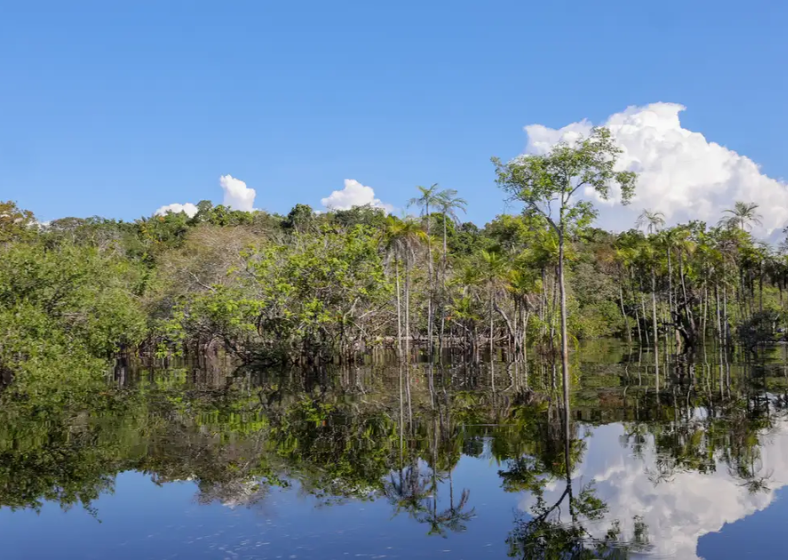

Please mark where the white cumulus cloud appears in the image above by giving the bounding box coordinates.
[523,102,788,235]
[321,179,392,212]
[219,174,256,212]
[154,202,199,218]
[153,175,256,218]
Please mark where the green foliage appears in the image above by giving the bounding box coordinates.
[493,127,636,236]
[4,179,788,391]
[0,242,147,396]
[0,200,36,243]
[170,225,391,359]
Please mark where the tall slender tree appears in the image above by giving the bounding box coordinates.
[636,209,664,355]
[379,216,427,360]
[494,127,636,410]
[409,184,443,356]
[436,190,467,351]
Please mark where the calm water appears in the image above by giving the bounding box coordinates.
[3,342,788,559]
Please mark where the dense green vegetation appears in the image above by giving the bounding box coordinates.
[3,129,788,392]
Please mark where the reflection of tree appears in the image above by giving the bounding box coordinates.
[0,392,149,513]
[430,485,474,535]
[384,461,475,537]
[504,377,653,559]
[384,462,430,520]
[1,348,787,553]
[506,482,640,559]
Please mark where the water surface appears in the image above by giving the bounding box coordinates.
[3,342,788,559]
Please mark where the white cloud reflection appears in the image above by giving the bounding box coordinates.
[518,419,788,559]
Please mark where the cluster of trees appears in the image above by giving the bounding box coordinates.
[3,128,788,391]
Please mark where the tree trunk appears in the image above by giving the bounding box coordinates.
[405,255,411,361]
[701,283,708,341]
[439,215,448,354]
[395,256,403,358]
[619,277,632,344]
[723,286,730,346]
[631,272,643,345]
[715,283,722,344]
[523,310,530,366]
[550,268,559,346]
[494,300,515,345]
[510,296,522,361]
[489,285,495,360]
[426,204,434,357]
[558,232,570,419]
[540,267,547,337]
[651,266,660,388]
[759,264,764,313]
[667,247,674,340]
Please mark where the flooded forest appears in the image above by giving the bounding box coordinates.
[4,133,788,559]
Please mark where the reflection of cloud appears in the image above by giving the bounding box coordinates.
[519,421,788,559]
[201,478,268,509]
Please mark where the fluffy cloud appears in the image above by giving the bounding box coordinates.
[321,179,392,212]
[219,174,256,212]
[154,202,198,218]
[519,419,788,559]
[153,175,256,217]
[524,103,788,235]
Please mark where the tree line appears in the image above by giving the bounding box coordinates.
[2,128,788,391]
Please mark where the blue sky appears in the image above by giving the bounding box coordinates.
[2,0,787,228]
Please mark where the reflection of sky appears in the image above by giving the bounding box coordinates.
[4,425,788,559]
[0,456,521,560]
[519,421,788,560]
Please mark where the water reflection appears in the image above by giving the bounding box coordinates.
[2,344,788,559]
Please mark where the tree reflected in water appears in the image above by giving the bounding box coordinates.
[2,345,788,557]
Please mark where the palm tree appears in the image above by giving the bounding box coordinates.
[379,216,427,359]
[435,189,467,351]
[635,212,663,367]
[379,216,405,356]
[636,209,665,235]
[409,184,444,356]
[505,266,539,360]
[721,201,762,232]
